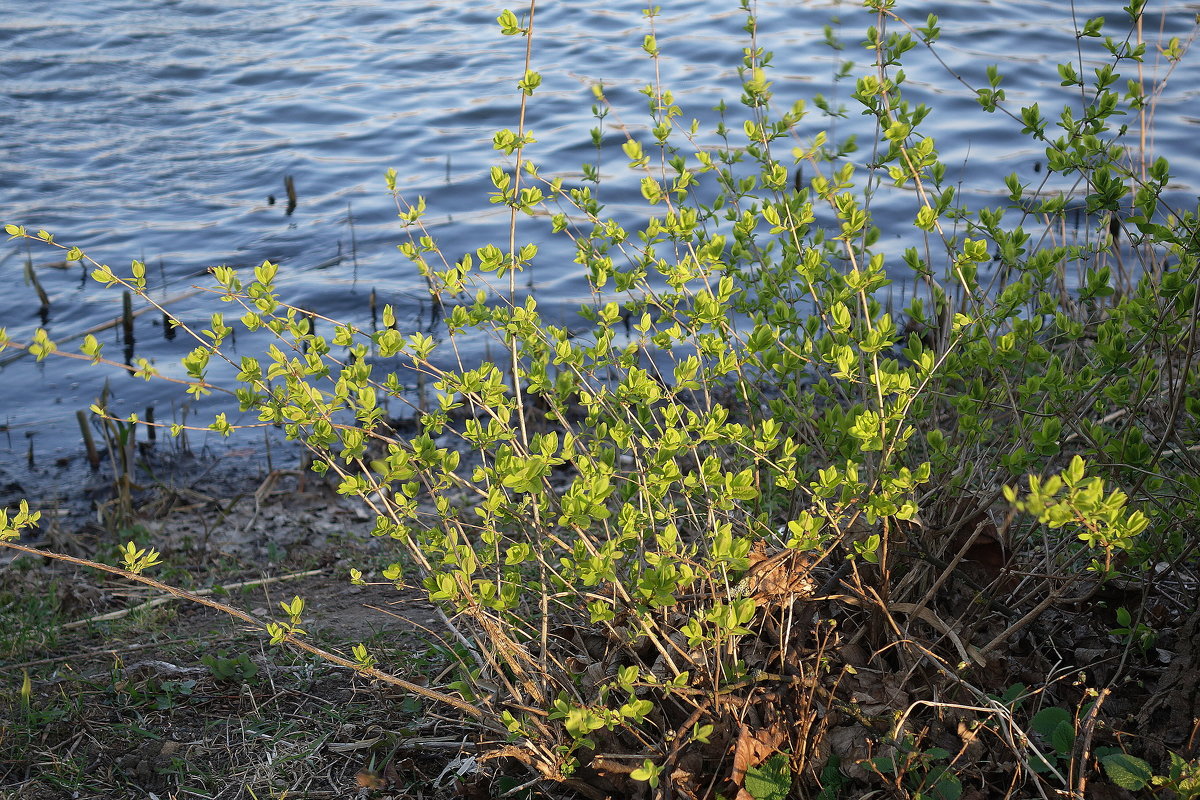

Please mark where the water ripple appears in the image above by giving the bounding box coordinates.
[0,0,1197,463]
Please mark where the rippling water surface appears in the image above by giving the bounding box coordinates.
[1,1,1198,486]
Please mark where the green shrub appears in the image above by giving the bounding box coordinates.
[4,1,1198,797]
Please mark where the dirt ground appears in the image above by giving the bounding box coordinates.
[2,445,1199,800]
[0,446,481,800]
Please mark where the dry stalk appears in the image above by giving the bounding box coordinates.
[61,568,323,629]
[1071,687,1110,800]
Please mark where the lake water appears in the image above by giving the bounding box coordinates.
[2,0,1198,494]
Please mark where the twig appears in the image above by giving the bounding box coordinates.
[1072,688,1110,800]
[661,706,706,800]
[6,635,231,671]
[62,568,324,629]
[822,592,985,666]
[976,575,1097,658]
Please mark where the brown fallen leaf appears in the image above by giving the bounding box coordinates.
[742,548,817,606]
[355,769,388,790]
[731,721,787,800]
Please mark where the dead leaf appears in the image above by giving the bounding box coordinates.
[742,548,817,606]
[355,769,389,789]
[731,722,787,800]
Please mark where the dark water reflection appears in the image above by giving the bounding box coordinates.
[0,0,1197,482]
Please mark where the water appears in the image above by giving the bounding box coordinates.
[1,0,1198,492]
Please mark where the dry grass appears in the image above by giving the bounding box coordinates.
[0,458,480,800]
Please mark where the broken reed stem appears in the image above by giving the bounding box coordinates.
[25,260,50,312]
[348,201,359,274]
[76,410,100,470]
[0,286,202,368]
[121,290,134,344]
[285,175,297,215]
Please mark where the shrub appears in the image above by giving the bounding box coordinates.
[4,1,1198,797]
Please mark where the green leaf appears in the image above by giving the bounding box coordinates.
[631,759,661,788]
[744,753,791,800]
[1051,721,1074,755]
[1031,706,1071,738]
[496,8,523,35]
[1098,750,1152,790]
[923,766,963,800]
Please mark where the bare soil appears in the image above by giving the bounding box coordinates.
[2,446,1198,800]
[0,447,477,800]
